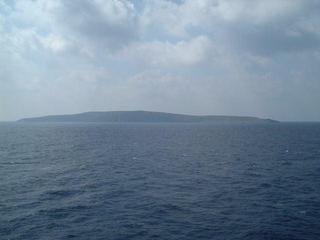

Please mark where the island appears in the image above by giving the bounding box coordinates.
[18,111,278,124]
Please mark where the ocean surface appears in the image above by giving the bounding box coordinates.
[1,122,320,240]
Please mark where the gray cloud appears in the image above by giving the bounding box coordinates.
[1,0,320,121]
[53,0,139,51]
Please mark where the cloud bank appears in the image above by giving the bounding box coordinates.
[1,0,320,121]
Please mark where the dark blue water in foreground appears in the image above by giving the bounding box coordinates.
[1,122,320,240]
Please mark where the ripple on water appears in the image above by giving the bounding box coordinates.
[1,122,320,240]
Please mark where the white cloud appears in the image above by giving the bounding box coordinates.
[119,35,214,67]
[38,34,69,53]
[1,0,320,121]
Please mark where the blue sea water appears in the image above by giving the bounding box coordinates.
[1,122,320,240]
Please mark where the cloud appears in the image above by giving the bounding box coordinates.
[1,0,320,121]
[141,0,320,55]
[119,35,214,67]
[52,0,139,52]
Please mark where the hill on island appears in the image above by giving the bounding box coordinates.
[18,111,278,123]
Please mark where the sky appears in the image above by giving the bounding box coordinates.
[1,0,320,121]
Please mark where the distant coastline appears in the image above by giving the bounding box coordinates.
[18,111,279,124]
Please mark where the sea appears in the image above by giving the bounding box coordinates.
[1,122,320,240]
